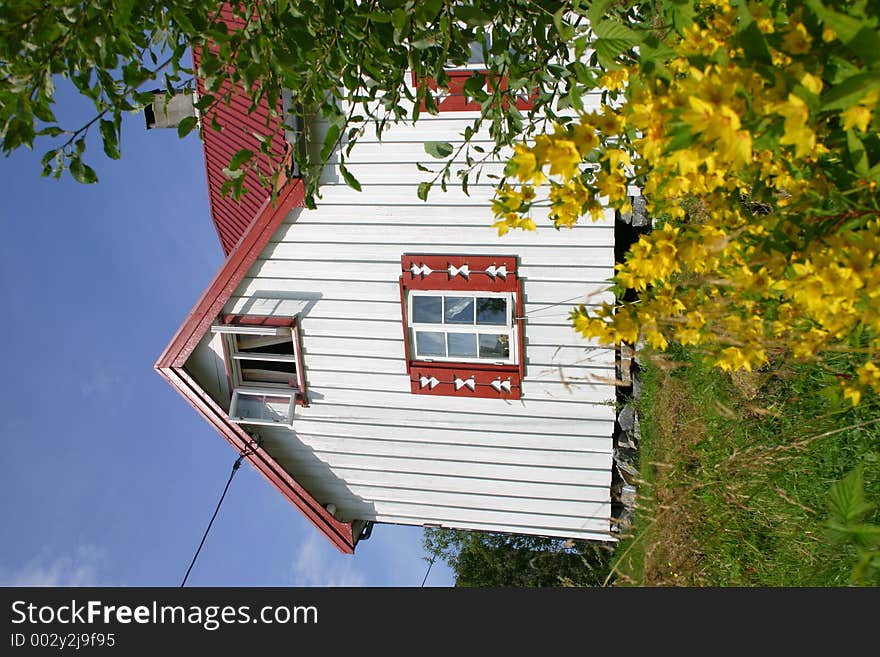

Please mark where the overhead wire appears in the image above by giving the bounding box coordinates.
[180,437,260,587]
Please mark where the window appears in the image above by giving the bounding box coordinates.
[400,255,524,399]
[411,38,535,113]
[212,316,307,428]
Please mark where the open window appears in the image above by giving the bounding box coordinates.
[400,255,524,399]
[211,316,308,428]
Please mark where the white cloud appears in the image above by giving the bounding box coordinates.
[289,533,367,587]
[0,546,107,587]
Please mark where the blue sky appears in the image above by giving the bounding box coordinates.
[0,81,454,587]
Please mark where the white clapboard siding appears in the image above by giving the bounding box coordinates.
[290,418,614,451]
[303,388,614,419]
[273,443,613,484]
[238,278,614,307]
[299,471,611,502]
[226,297,611,326]
[276,434,612,470]
[324,140,507,164]
[319,161,509,185]
[298,336,613,368]
[303,370,613,404]
[304,355,615,384]
[295,317,602,345]
[198,107,619,541]
[270,222,613,247]
[263,243,615,265]
[249,258,615,284]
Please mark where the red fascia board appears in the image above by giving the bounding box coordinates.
[156,179,303,370]
[156,366,355,554]
[154,177,357,553]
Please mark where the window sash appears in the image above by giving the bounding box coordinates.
[220,327,300,390]
[408,291,516,364]
[229,387,296,429]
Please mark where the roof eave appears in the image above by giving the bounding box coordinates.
[155,178,357,554]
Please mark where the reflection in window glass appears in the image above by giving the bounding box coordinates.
[235,334,294,355]
[479,334,510,359]
[476,298,507,325]
[413,296,442,324]
[239,360,293,384]
[445,297,474,324]
[416,331,446,357]
[235,392,292,424]
[448,333,478,358]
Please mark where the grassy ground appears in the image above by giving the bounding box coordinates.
[610,346,880,586]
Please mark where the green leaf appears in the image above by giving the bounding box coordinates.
[229,148,253,171]
[736,4,772,66]
[828,466,873,525]
[320,123,340,162]
[453,6,491,27]
[821,72,880,111]
[99,120,120,160]
[589,0,616,26]
[592,20,642,68]
[417,181,432,201]
[424,141,453,159]
[847,130,869,176]
[553,6,573,41]
[805,0,880,65]
[69,159,98,184]
[339,162,362,191]
[177,115,198,138]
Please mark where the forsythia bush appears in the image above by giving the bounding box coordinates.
[493,0,880,404]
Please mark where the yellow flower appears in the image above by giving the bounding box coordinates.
[783,22,812,54]
[599,68,629,92]
[546,139,583,179]
[857,362,880,387]
[842,384,861,407]
[841,105,872,133]
[800,73,823,96]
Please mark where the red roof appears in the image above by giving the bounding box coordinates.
[155,9,358,553]
[192,7,290,255]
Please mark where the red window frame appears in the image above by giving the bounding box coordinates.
[219,314,309,408]
[411,70,536,113]
[399,254,525,399]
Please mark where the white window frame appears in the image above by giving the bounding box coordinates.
[407,290,517,365]
[211,323,304,429]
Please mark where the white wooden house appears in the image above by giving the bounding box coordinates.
[156,42,618,554]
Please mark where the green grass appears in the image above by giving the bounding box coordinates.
[610,346,880,586]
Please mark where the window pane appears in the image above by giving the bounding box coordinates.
[467,40,486,65]
[413,296,442,324]
[444,296,474,324]
[416,331,446,357]
[448,333,478,358]
[476,297,507,325]
[239,359,294,385]
[479,334,510,360]
[235,392,292,424]
[235,334,293,355]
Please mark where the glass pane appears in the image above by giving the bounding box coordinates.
[476,297,508,325]
[479,333,510,360]
[467,40,485,65]
[413,296,442,324]
[444,297,474,324]
[448,333,478,358]
[416,331,446,357]
[235,392,292,424]
[235,334,293,355]
[239,359,294,385]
